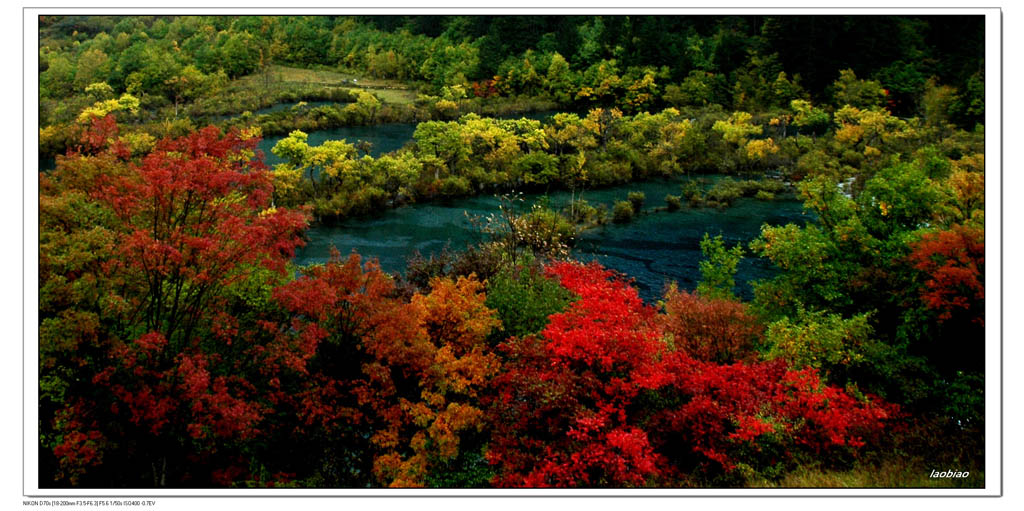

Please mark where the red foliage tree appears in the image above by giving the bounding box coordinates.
[262,251,409,485]
[649,355,896,478]
[907,224,985,325]
[97,124,309,343]
[42,119,310,486]
[487,262,666,487]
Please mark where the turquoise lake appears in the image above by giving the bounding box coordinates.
[295,177,809,302]
[43,108,810,301]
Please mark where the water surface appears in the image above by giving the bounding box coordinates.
[296,178,809,301]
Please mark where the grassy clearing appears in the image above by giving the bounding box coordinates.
[371,88,417,105]
[233,65,418,104]
[748,456,984,489]
[267,65,351,85]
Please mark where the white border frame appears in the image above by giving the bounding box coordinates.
[22,4,1003,499]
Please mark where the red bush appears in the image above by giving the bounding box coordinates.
[659,286,763,363]
[487,261,896,487]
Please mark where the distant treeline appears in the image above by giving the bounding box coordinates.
[40,15,984,126]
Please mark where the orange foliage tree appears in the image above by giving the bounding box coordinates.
[270,253,500,487]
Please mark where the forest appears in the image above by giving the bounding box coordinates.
[37,14,986,489]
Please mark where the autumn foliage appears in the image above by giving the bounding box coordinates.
[487,262,666,487]
[907,224,985,325]
[660,285,763,363]
[41,119,897,489]
[41,117,310,486]
[36,13,990,488]
[269,252,501,487]
[487,262,894,487]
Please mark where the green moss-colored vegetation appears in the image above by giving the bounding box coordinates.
[612,200,635,223]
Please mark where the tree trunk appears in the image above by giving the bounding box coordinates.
[152,456,167,487]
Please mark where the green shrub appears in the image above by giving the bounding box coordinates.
[764,308,894,389]
[791,99,833,134]
[612,200,635,223]
[348,186,389,216]
[665,194,683,211]
[706,178,784,205]
[706,178,743,205]
[696,233,744,300]
[627,191,646,212]
[518,206,578,257]
[593,203,610,225]
[758,179,786,193]
[485,265,577,342]
[569,199,607,226]
[736,179,762,196]
[681,180,704,206]
[681,180,701,199]
[439,176,472,197]
[937,371,985,432]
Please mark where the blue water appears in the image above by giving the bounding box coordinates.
[41,113,807,302]
[295,178,809,302]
